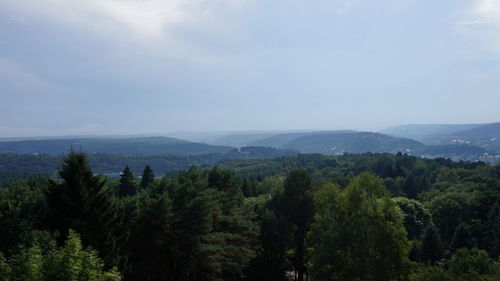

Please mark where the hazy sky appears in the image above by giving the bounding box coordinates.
[1,0,499,137]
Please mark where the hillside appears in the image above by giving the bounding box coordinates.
[248,130,356,148]
[282,132,425,154]
[380,124,484,142]
[415,144,492,162]
[0,136,234,156]
[0,146,298,185]
[206,133,278,147]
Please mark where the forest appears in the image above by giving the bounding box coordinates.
[0,151,499,281]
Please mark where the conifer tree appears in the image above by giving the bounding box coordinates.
[118,166,136,197]
[281,169,314,281]
[46,151,124,266]
[409,240,421,262]
[140,165,155,189]
[486,202,500,258]
[421,224,444,264]
[403,173,419,199]
[125,187,173,281]
[450,223,475,251]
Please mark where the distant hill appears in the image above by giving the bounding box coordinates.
[248,130,357,148]
[415,144,492,162]
[281,132,425,155]
[206,133,278,147]
[380,124,484,142]
[0,146,299,186]
[0,136,234,156]
[381,122,500,153]
[441,123,500,153]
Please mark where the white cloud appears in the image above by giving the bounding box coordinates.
[454,0,500,55]
[1,0,246,41]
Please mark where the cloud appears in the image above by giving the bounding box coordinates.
[453,0,500,55]
[0,0,246,41]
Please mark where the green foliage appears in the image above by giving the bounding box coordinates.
[1,151,500,281]
[46,151,125,266]
[450,223,476,251]
[280,170,314,281]
[1,230,121,281]
[139,165,154,188]
[410,266,451,281]
[409,240,422,262]
[486,202,500,257]
[393,197,433,240]
[0,179,49,255]
[308,173,410,281]
[123,187,174,280]
[118,166,136,197]
[447,248,497,281]
[421,224,444,264]
[424,192,472,243]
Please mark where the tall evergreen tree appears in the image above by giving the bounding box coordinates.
[486,202,500,258]
[140,165,155,189]
[125,187,174,281]
[403,173,419,199]
[46,151,124,266]
[118,166,136,197]
[281,169,314,281]
[421,224,444,264]
[206,167,257,281]
[409,240,421,262]
[450,223,475,251]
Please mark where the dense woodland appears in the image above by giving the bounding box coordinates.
[1,151,499,280]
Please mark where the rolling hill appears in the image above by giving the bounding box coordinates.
[281,132,425,155]
[0,136,234,156]
[380,124,484,143]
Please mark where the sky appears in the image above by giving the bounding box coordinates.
[1,0,500,137]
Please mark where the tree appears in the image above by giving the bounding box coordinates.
[486,202,500,258]
[2,230,121,281]
[205,167,257,281]
[140,165,155,189]
[281,169,314,281]
[308,173,410,281]
[118,166,136,197]
[46,151,124,266]
[409,240,421,262]
[450,223,476,251]
[425,192,472,243]
[403,173,419,199]
[124,187,174,281]
[447,248,497,281]
[393,197,433,240]
[421,224,444,264]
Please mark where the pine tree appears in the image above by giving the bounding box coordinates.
[450,223,475,251]
[409,240,421,262]
[125,188,174,281]
[205,167,257,281]
[421,224,444,264]
[486,202,500,258]
[46,151,124,266]
[403,173,419,199]
[118,166,136,197]
[140,165,155,189]
[281,169,314,281]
